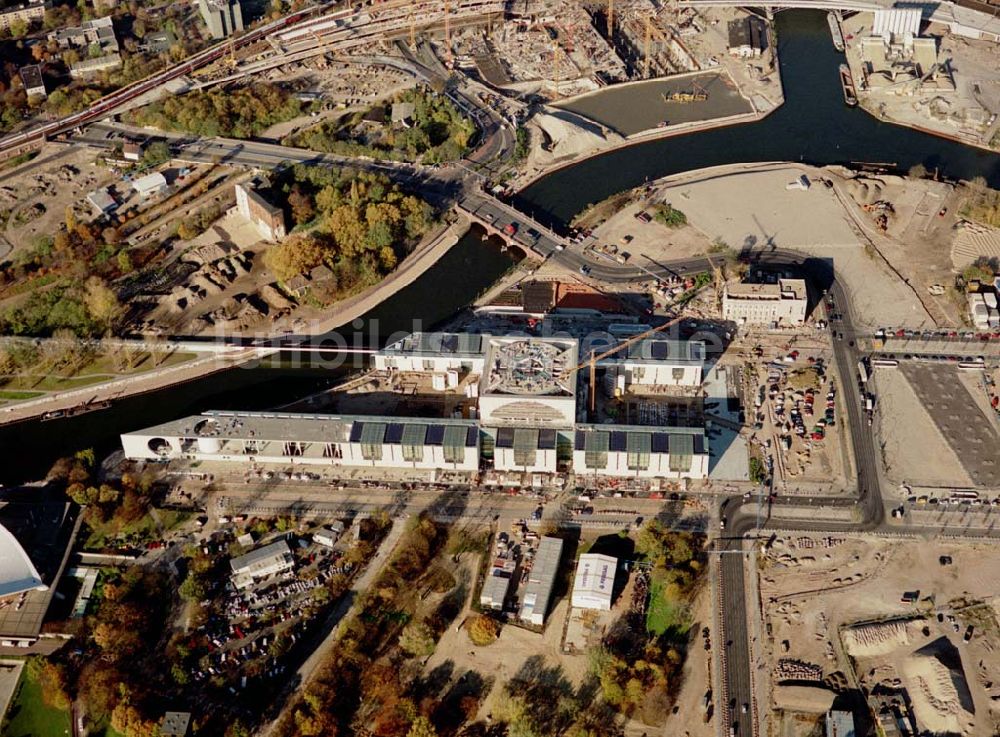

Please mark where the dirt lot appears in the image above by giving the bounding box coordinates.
[760,535,1000,736]
[872,365,974,490]
[0,145,116,256]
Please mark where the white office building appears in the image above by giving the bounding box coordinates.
[571,553,617,611]
[723,279,807,326]
[230,540,293,589]
[490,427,560,473]
[573,424,708,479]
[478,336,578,429]
[121,412,480,473]
[599,338,705,390]
[374,332,486,374]
[519,536,563,626]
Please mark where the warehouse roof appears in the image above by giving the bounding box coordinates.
[230,540,291,574]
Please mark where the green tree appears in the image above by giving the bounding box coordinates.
[399,620,435,657]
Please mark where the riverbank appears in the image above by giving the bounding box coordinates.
[511,59,785,193]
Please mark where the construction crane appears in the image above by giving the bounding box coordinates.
[607,0,614,38]
[552,35,562,95]
[560,314,686,413]
[409,7,417,48]
[444,0,453,68]
[663,79,708,103]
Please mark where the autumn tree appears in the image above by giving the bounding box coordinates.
[467,615,499,646]
[83,276,121,332]
[264,234,325,282]
[400,620,435,657]
[407,716,439,737]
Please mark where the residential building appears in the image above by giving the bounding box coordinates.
[122,140,143,161]
[199,0,244,39]
[723,278,808,326]
[571,553,616,610]
[230,540,294,589]
[18,65,45,98]
[131,171,168,198]
[727,16,767,58]
[573,424,708,479]
[235,179,286,242]
[0,0,47,33]
[519,536,563,626]
[49,16,118,51]
[121,412,481,472]
[70,52,122,78]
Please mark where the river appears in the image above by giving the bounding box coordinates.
[2,10,1000,483]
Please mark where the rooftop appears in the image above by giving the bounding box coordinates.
[230,540,291,573]
[382,332,486,357]
[482,337,577,397]
[606,338,706,365]
[725,278,806,301]
[128,411,479,446]
[573,553,617,600]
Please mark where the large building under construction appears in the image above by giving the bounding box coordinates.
[122,332,711,480]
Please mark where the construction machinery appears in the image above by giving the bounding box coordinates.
[663,79,708,103]
[560,314,687,413]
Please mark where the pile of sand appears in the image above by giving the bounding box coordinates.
[902,639,975,735]
[843,621,910,657]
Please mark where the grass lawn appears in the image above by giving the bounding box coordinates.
[0,390,44,400]
[646,573,691,638]
[2,664,71,737]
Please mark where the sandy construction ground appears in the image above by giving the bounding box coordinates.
[760,535,1000,735]
[872,366,974,489]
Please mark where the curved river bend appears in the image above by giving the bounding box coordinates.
[2,10,999,481]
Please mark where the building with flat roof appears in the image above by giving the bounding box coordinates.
[480,557,516,610]
[573,424,707,479]
[723,278,807,326]
[491,426,560,473]
[131,171,168,198]
[86,188,117,216]
[19,65,45,98]
[49,15,118,52]
[728,16,767,57]
[70,52,122,78]
[199,0,244,39]
[312,522,344,548]
[235,179,286,242]
[571,553,616,611]
[121,411,480,472]
[825,709,856,737]
[160,711,192,737]
[479,336,578,428]
[230,540,293,589]
[519,536,563,626]
[599,338,705,390]
[374,332,486,374]
[0,0,47,32]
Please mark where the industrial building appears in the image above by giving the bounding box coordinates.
[131,172,169,199]
[199,0,244,39]
[825,709,856,737]
[571,553,617,611]
[727,15,767,58]
[235,179,286,242]
[230,540,294,589]
[723,278,808,326]
[312,522,345,548]
[122,411,481,472]
[573,424,708,479]
[599,338,705,391]
[519,536,563,626]
[480,558,516,610]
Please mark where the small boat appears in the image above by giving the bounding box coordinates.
[839,63,858,107]
[41,400,112,421]
[827,12,845,52]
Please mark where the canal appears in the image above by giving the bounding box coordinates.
[2,10,1000,482]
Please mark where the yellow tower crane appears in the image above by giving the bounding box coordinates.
[560,314,686,413]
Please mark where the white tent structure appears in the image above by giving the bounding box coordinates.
[0,523,45,598]
[571,553,617,611]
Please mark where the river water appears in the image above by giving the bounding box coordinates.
[2,10,1000,482]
